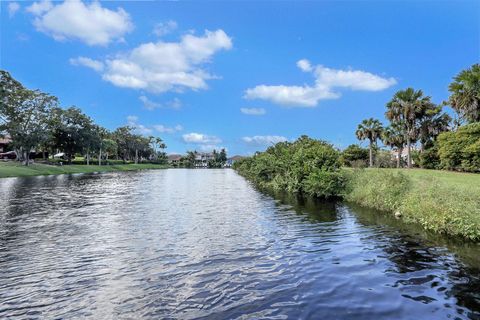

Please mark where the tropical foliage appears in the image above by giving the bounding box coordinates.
[448,64,480,123]
[234,136,345,198]
[355,118,383,167]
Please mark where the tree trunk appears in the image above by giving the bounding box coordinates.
[368,142,373,167]
[397,148,402,168]
[86,151,90,166]
[135,149,138,164]
[406,138,412,168]
[24,150,29,166]
[98,148,102,166]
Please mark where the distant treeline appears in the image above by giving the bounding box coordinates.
[0,70,167,166]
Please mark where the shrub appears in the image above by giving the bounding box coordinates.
[341,144,369,167]
[234,135,344,198]
[438,122,480,172]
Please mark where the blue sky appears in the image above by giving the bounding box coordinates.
[1,1,478,155]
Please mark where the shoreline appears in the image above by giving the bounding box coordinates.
[0,162,169,179]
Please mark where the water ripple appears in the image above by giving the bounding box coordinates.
[0,169,479,319]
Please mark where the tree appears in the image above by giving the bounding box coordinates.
[0,71,58,165]
[448,64,480,123]
[355,118,383,167]
[51,107,96,164]
[417,105,451,151]
[386,88,434,168]
[341,144,369,167]
[382,123,407,168]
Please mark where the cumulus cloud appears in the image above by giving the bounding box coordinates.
[242,135,288,145]
[182,132,221,145]
[240,107,266,115]
[245,60,396,107]
[153,124,183,134]
[27,0,133,46]
[74,29,232,93]
[8,2,20,18]
[126,115,152,135]
[139,96,182,110]
[70,57,104,72]
[127,116,182,135]
[153,20,177,36]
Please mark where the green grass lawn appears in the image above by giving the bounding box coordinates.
[0,161,169,178]
[381,168,480,193]
[344,168,480,241]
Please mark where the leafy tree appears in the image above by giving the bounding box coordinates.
[355,118,383,167]
[234,135,344,198]
[0,71,58,165]
[386,88,434,168]
[448,64,480,123]
[340,144,369,167]
[51,107,96,164]
[438,122,480,172]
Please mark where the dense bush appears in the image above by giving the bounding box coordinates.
[340,144,369,167]
[418,144,441,169]
[438,122,480,172]
[234,135,345,198]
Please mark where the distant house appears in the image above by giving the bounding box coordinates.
[225,155,244,168]
[167,154,183,166]
[194,152,215,168]
[390,147,418,165]
[0,136,12,153]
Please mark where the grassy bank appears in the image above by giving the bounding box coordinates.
[344,168,480,241]
[0,161,169,178]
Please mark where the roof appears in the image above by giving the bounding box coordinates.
[0,136,12,144]
[167,154,183,161]
[228,155,244,161]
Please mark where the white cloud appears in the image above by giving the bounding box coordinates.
[240,107,266,115]
[297,59,312,72]
[182,132,221,144]
[26,0,52,15]
[245,59,396,107]
[153,20,177,36]
[27,0,133,46]
[139,96,182,110]
[75,29,232,93]
[126,115,152,135]
[8,2,20,18]
[242,135,288,145]
[153,124,183,134]
[127,116,182,135]
[70,56,104,72]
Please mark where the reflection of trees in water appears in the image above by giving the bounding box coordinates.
[264,189,339,223]
[346,202,480,318]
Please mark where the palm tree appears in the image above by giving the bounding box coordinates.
[356,118,383,167]
[386,88,433,168]
[448,64,480,123]
[382,123,406,168]
[417,105,451,151]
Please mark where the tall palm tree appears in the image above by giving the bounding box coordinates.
[386,88,433,168]
[382,123,406,168]
[448,64,480,123]
[417,105,451,151]
[356,118,383,167]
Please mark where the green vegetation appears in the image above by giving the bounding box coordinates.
[437,122,480,172]
[235,65,480,241]
[0,161,168,179]
[234,136,345,198]
[1,70,168,166]
[345,168,480,241]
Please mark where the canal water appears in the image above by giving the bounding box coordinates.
[0,169,479,319]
